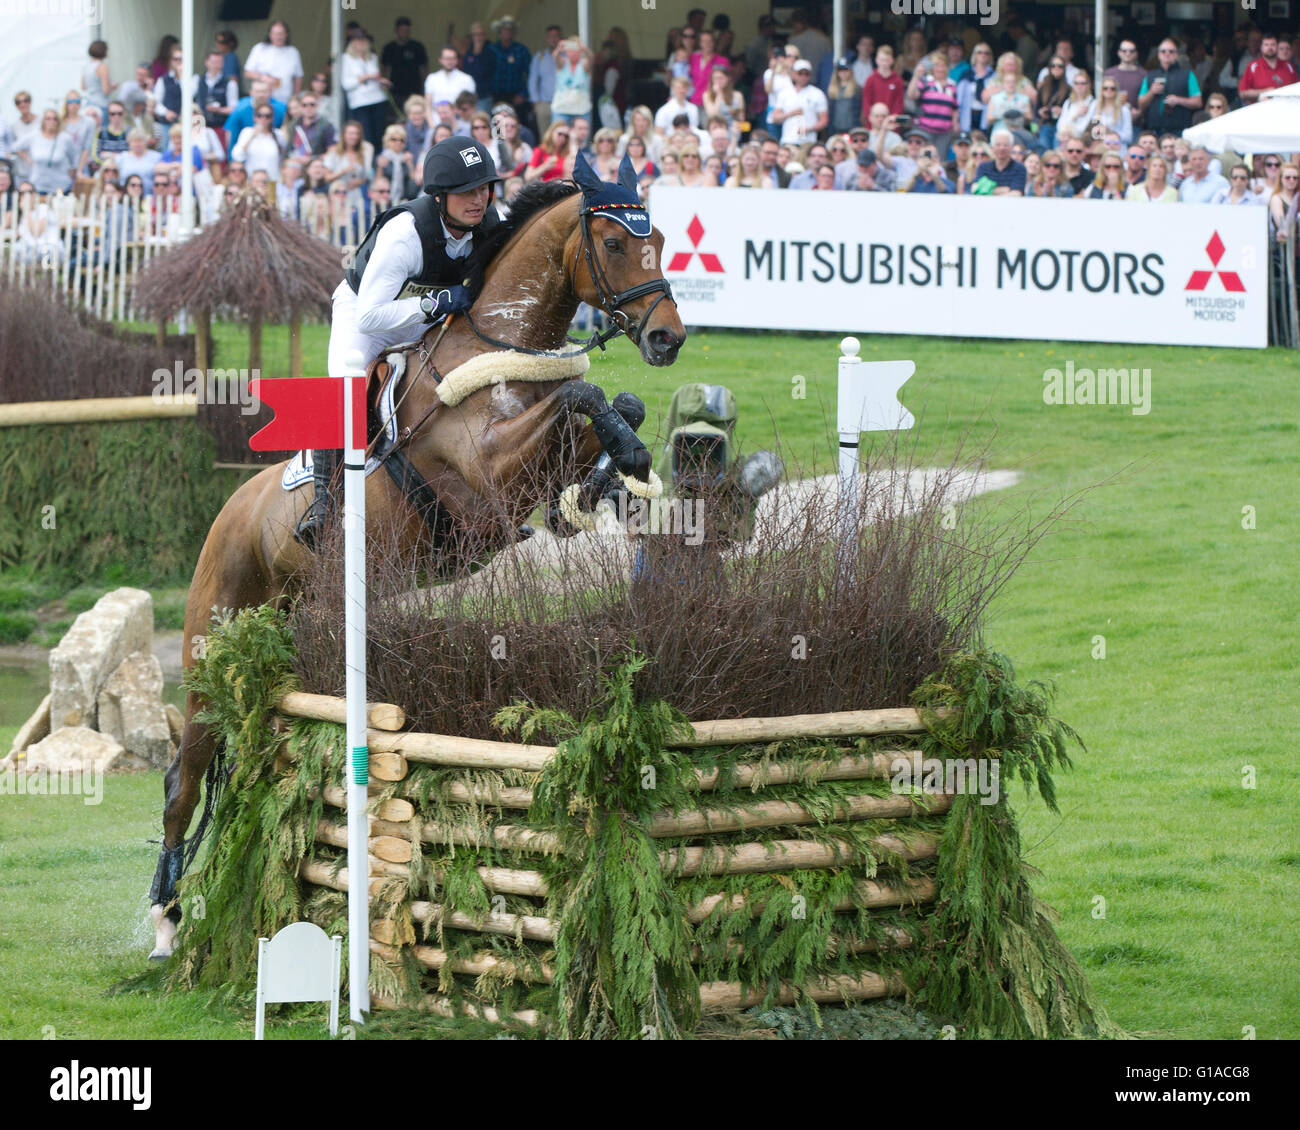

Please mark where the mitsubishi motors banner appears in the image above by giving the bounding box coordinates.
[651,188,1269,348]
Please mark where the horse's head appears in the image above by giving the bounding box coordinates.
[571,153,686,367]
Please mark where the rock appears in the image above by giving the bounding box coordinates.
[165,703,186,746]
[9,693,51,756]
[97,652,173,769]
[23,726,125,773]
[48,588,153,730]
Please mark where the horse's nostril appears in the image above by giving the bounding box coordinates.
[648,329,679,354]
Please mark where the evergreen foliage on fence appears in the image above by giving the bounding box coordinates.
[0,419,236,580]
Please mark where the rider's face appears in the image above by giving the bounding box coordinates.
[444,184,490,227]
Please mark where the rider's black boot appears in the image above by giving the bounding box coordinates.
[294,449,341,550]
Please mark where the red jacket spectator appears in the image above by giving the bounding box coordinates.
[1238,54,1297,100]
[862,69,904,119]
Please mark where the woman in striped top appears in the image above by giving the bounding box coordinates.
[908,53,959,160]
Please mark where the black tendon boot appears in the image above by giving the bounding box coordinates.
[147,843,185,960]
[294,448,341,550]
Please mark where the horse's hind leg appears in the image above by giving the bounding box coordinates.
[148,695,217,960]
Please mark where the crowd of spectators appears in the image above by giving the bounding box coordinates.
[1,8,1298,269]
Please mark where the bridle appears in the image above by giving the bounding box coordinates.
[463,195,675,357]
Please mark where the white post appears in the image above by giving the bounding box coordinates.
[1094,0,1106,97]
[181,0,195,235]
[342,349,369,1024]
[833,0,845,74]
[836,336,863,573]
[577,0,590,53]
[332,2,344,133]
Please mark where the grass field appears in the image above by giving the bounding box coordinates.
[2,322,1297,1039]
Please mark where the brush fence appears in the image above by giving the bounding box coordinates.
[277,692,951,1026]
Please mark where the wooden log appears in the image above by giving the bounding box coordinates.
[278,692,405,731]
[646,791,951,839]
[319,783,415,823]
[661,833,938,879]
[8,693,51,756]
[698,970,905,1012]
[367,728,555,772]
[299,860,395,898]
[371,992,540,1026]
[302,852,548,898]
[674,708,933,748]
[288,315,302,379]
[376,754,926,812]
[194,309,210,373]
[370,816,562,856]
[685,876,936,924]
[693,750,925,791]
[370,938,554,983]
[248,310,262,373]
[408,901,556,943]
[370,836,413,864]
[690,927,913,964]
[0,395,198,428]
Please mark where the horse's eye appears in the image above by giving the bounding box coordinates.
[603,238,623,253]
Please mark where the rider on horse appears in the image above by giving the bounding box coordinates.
[295,136,504,549]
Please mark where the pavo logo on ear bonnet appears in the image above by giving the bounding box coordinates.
[460,147,482,166]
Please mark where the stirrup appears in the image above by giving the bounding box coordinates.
[294,495,329,550]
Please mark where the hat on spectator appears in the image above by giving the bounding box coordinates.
[905,129,926,141]
[856,148,877,167]
[1001,109,1025,125]
[792,59,813,72]
[849,126,870,139]
[954,133,973,145]
[836,55,853,69]
[491,103,518,118]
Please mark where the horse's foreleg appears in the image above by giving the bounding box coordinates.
[148,692,218,960]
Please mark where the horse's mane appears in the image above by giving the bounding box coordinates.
[465,180,581,297]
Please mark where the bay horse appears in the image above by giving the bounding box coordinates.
[148,167,685,958]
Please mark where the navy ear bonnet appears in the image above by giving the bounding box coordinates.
[572,151,653,238]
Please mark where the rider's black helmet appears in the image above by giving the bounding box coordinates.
[422,137,502,196]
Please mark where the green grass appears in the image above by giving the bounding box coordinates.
[2,325,1297,1039]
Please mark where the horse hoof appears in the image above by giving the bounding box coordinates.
[150,903,177,960]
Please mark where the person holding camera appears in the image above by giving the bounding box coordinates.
[905,145,954,193]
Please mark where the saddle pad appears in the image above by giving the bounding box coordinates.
[281,350,409,492]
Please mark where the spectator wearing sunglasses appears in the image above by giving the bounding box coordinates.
[1083,154,1128,200]
[1104,40,1146,116]
[1139,38,1202,136]
[1026,149,1074,197]
[231,103,282,180]
[1212,164,1264,206]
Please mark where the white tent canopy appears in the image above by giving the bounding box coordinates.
[1183,83,1300,155]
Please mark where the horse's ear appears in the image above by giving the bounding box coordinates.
[571,150,603,196]
[617,152,638,195]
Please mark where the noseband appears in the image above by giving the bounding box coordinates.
[577,204,675,348]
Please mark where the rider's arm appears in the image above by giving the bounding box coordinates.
[355,212,430,337]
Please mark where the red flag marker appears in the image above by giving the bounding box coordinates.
[249,377,366,451]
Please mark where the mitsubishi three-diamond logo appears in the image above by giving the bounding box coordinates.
[667,215,724,273]
[1185,232,1245,292]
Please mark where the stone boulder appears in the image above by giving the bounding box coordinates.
[48,588,152,730]
[97,651,175,770]
[23,726,125,773]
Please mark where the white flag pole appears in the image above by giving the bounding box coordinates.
[836,338,917,579]
[342,349,369,1024]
